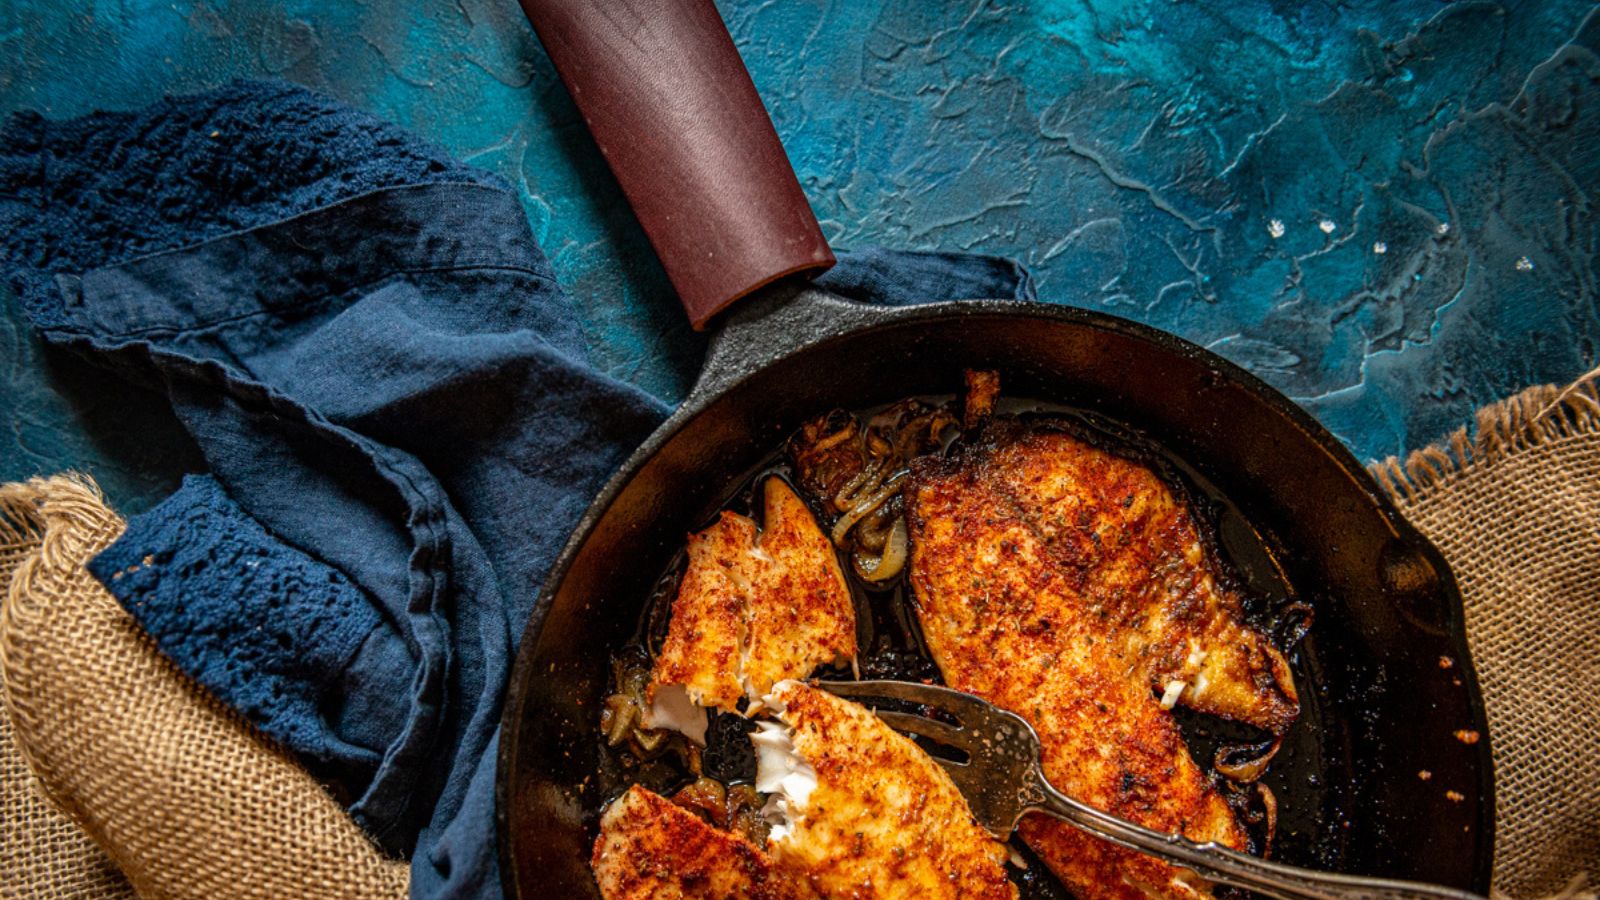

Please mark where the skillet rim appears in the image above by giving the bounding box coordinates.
[495,296,1495,895]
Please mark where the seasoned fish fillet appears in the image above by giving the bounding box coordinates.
[984,421,1298,732]
[755,681,1017,900]
[907,447,1250,900]
[592,785,816,899]
[647,478,855,737]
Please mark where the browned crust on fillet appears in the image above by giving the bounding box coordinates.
[650,478,856,714]
[592,786,817,899]
[984,423,1298,733]
[769,682,1017,900]
[742,480,857,699]
[906,439,1251,900]
[651,512,759,712]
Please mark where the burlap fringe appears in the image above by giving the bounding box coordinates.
[0,480,50,547]
[0,471,111,557]
[0,473,121,807]
[1370,366,1600,505]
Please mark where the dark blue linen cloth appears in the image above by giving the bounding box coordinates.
[0,81,1035,897]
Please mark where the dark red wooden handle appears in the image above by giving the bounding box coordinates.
[518,0,835,329]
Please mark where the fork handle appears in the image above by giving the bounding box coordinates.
[1026,772,1481,900]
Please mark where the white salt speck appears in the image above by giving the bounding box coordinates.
[1436,222,1450,235]
[1372,241,1387,255]
[1318,219,1337,234]
[1267,219,1285,239]
[1515,256,1535,272]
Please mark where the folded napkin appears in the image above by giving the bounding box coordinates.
[0,81,1035,898]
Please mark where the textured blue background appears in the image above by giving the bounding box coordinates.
[3,0,1597,513]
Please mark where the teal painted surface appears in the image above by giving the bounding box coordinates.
[3,0,1597,512]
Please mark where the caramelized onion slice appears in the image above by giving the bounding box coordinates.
[600,692,638,746]
[1254,782,1279,858]
[1273,601,1315,651]
[834,456,887,512]
[673,777,729,828]
[599,653,681,757]
[830,472,908,544]
[726,783,772,846]
[1215,737,1283,783]
[852,517,909,583]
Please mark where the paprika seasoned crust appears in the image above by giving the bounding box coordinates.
[592,785,817,900]
[758,681,1017,900]
[906,440,1254,900]
[647,477,856,726]
[982,419,1299,733]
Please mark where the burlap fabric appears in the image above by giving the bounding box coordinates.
[1373,367,1600,898]
[0,531,133,899]
[0,475,409,899]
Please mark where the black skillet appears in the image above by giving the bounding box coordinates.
[497,1,1494,895]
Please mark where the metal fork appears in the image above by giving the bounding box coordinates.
[817,680,1482,900]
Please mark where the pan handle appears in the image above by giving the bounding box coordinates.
[518,0,835,329]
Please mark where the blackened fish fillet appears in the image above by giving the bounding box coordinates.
[983,422,1298,732]
[647,478,855,733]
[905,420,1294,899]
[756,681,1017,900]
[592,785,817,899]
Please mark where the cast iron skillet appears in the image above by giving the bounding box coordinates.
[497,1,1495,895]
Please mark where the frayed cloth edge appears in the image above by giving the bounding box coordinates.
[1369,366,1600,507]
